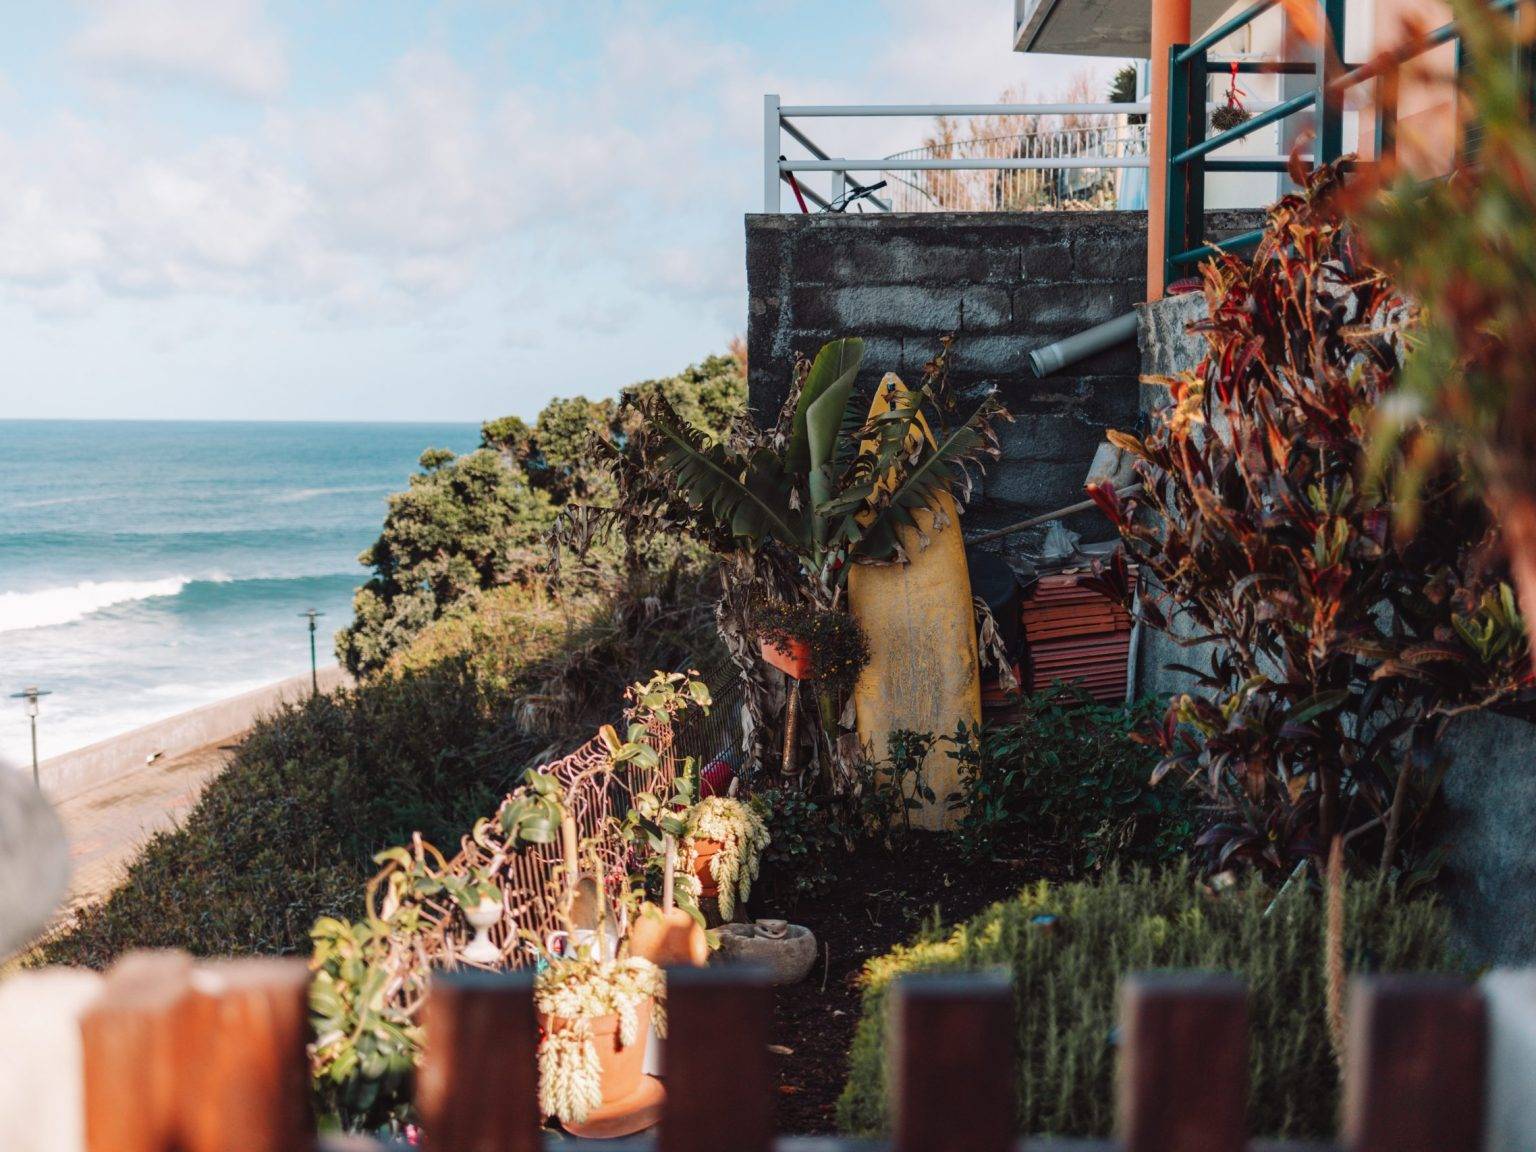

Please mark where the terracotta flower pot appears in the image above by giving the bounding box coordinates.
[759,636,812,679]
[628,905,708,967]
[689,839,724,898]
[541,999,652,1112]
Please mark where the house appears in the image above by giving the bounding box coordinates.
[1016,0,1458,294]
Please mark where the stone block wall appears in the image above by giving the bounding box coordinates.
[746,211,1259,545]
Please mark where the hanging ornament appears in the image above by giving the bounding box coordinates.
[1211,60,1253,132]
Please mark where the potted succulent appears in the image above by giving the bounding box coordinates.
[752,598,870,686]
[534,954,667,1133]
[498,747,674,1136]
[681,795,771,921]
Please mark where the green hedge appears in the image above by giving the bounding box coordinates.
[837,867,1457,1140]
[38,659,526,967]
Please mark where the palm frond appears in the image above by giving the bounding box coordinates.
[643,395,810,555]
[832,392,1006,563]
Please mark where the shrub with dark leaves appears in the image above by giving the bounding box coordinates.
[1090,161,1528,879]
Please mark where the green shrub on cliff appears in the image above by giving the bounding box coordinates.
[335,448,556,675]
[336,351,745,677]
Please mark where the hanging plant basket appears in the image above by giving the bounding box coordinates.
[1212,62,1251,134]
[1211,104,1253,132]
[750,599,870,687]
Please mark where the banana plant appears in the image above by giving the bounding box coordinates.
[630,337,1004,601]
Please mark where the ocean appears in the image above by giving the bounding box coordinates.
[0,420,479,769]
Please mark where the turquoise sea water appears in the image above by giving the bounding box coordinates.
[0,420,478,768]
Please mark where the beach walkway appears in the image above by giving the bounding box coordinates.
[39,666,350,910]
[52,738,233,908]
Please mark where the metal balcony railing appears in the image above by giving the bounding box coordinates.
[1162,0,1524,285]
[883,123,1150,211]
[763,97,1151,214]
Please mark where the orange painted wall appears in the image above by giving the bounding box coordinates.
[1369,0,1458,174]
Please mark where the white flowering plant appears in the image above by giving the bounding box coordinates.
[681,795,771,920]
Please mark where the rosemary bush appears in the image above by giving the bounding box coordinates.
[837,866,1456,1139]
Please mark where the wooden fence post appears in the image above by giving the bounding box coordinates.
[660,966,774,1152]
[891,971,1015,1152]
[1118,973,1247,1152]
[417,971,540,1152]
[80,951,194,1152]
[177,959,313,1152]
[1342,975,1485,1152]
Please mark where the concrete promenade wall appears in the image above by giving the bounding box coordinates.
[35,666,350,801]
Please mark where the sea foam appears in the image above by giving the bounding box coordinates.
[0,577,190,634]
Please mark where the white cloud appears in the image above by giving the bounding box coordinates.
[70,0,288,100]
[8,2,1120,338]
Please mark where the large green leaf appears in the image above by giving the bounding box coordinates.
[646,399,810,554]
[785,338,864,487]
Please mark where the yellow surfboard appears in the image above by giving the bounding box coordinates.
[847,373,981,832]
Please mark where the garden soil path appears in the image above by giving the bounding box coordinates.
[762,831,1060,1134]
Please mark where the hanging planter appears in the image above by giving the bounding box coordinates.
[759,634,813,679]
[1211,61,1252,133]
[751,599,870,687]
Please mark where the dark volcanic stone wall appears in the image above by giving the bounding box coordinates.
[746,211,1142,543]
[745,210,1259,543]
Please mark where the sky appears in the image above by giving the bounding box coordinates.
[2,1,1125,423]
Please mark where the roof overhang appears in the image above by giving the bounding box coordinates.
[1014,0,1235,57]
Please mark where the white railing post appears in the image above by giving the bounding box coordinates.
[831,166,847,207]
[763,94,781,212]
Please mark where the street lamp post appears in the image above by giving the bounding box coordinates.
[300,610,325,695]
[9,686,52,788]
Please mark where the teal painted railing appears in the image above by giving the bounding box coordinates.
[1159,0,1536,289]
[1163,0,1346,287]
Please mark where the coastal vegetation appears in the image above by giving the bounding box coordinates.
[37,350,744,967]
[336,349,745,677]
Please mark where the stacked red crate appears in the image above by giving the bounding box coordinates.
[1020,565,1135,702]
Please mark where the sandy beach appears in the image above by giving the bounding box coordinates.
[43,666,350,909]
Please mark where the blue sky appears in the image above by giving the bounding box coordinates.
[2,2,1121,422]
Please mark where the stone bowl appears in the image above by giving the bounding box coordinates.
[713,922,818,985]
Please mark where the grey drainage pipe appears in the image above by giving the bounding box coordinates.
[1028,310,1139,377]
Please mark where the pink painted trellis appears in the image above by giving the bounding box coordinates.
[376,718,678,979]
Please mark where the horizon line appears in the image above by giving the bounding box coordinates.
[0,416,488,427]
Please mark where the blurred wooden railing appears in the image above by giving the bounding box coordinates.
[77,951,1485,1152]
